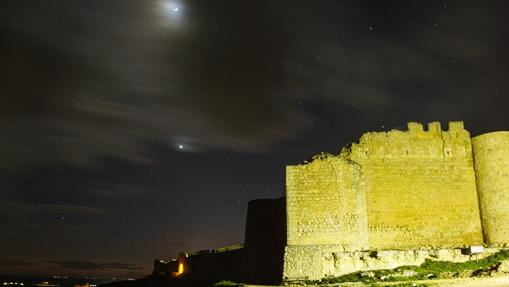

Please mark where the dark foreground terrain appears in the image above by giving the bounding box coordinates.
[0,275,121,287]
[100,274,224,287]
[101,250,509,287]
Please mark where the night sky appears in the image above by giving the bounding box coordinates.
[1,0,509,277]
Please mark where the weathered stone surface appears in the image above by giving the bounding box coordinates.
[283,121,509,281]
[346,121,483,249]
[286,153,368,249]
[473,132,509,245]
[496,260,509,273]
[283,246,501,281]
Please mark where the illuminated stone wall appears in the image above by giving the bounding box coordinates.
[282,122,509,281]
[282,121,488,280]
[286,122,483,251]
[286,154,368,250]
[473,131,509,245]
[347,121,483,248]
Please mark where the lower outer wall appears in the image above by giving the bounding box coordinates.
[184,198,286,285]
[282,245,501,281]
[186,249,246,283]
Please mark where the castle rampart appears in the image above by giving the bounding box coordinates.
[159,121,509,284]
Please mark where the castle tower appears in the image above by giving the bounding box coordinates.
[283,154,369,280]
[472,131,509,245]
[347,121,482,249]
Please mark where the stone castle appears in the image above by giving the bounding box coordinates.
[154,121,509,284]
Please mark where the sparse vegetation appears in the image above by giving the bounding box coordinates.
[366,284,429,287]
[213,280,245,287]
[311,249,509,285]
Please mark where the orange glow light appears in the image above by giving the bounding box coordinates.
[176,263,184,276]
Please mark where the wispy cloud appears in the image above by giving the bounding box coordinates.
[0,201,105,215]
[1,1,508,170]
[0,260,38,267]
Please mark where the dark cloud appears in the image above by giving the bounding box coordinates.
[46,261,143,271]
[0,0,313,169]
[283,1,509,125]
[2,1,508,170]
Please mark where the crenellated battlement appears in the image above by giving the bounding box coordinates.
[344,121,472,160]
[407,121,464,134]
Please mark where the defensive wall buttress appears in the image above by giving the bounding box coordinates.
[155,121,509,284]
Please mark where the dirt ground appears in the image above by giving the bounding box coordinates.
[246,275,509,287]
[424,276,509,287]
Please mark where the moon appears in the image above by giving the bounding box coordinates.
[163,1,182,15]
[158,0,185,28]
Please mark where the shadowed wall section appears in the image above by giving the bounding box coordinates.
[164,197,286,285]
[183,248,245,283]
[243,198,286,284]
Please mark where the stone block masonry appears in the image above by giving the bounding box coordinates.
[473,131,509,245]
[283,246,502,280]
[283,121,509,281]
[286,154,368,250]
[346,121,482,249]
